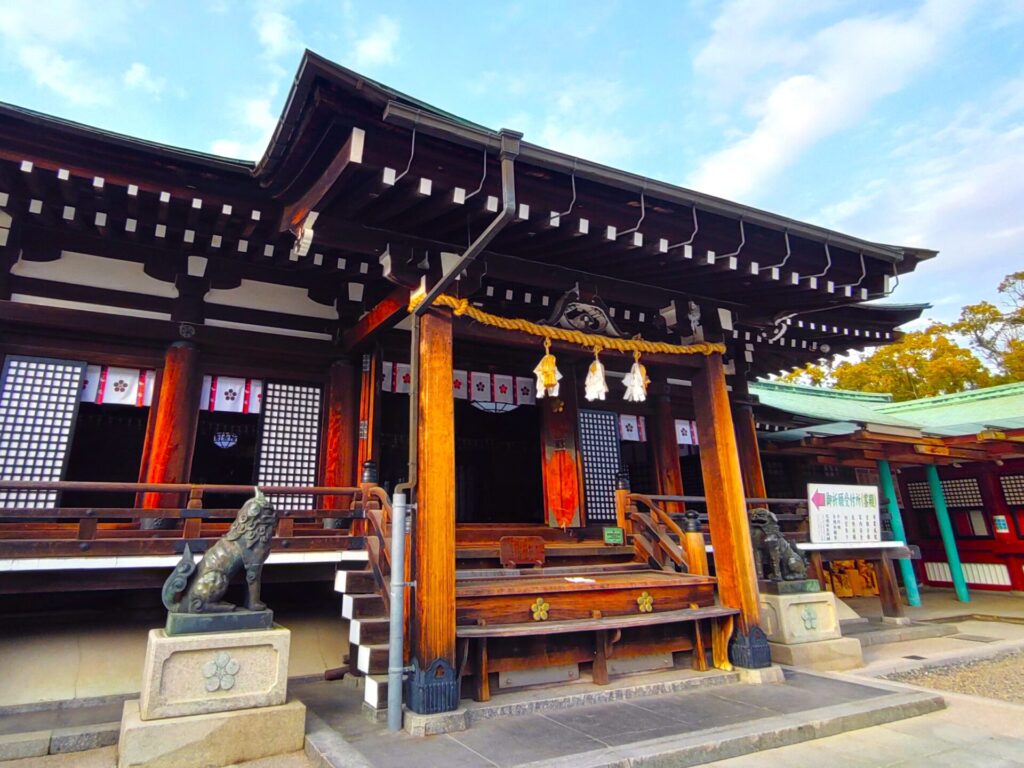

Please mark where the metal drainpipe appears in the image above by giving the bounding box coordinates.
[387,128,521,731]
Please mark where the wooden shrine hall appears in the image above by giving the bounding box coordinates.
[0,51,935,715]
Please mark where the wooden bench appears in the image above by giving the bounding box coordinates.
[456,605,739,701]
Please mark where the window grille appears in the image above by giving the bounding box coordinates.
[577,409,621,523]
[0,357,85,509]
[906,481,932,509]
[256,382,322,512]
[1000,475,1024,506]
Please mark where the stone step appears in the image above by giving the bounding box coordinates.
[342,593,386,620]
[350,617,390,645]
[334,569,377,595]
[357,644,389,675]
[363,674,388,710]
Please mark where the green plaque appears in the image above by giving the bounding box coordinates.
[603,526,624,545]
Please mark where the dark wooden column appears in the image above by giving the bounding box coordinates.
[141,342,202,511]
[733,404,767,500]
[321,359,359,511]
[692,353,769,667]
[410,307,458,712]
[650,387,685,513]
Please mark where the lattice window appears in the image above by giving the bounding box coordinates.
[940,477,983,508]
[906,481,932,509]
[1000,475,1024,506]
[256,382,321,512]
[0,357,85,509]
[577,409,621,523]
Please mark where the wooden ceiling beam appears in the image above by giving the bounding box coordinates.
[340,285,409,353]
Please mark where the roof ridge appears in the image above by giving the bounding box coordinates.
[752,379,894,403]
[879,381,1024,411]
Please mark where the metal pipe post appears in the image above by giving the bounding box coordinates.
[925,465,970,602]
[877,460,921,606]
[387,491,409,731]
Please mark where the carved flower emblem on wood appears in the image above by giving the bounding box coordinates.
[531,597,550,621]
[637,591,654,613]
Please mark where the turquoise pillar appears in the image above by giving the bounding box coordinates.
[925,464,970,602]
[877,460,921,607]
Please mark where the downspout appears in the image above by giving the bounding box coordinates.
[387,127,521,731]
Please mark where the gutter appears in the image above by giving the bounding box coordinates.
[382,100,906,265]
[387,127,520,731]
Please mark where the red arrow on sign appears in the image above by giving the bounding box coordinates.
[810,489,825,510]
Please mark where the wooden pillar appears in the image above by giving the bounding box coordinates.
[321,359,359,511]
[650,389,685,513]
[410,307,458,711]
[539,368,582,528]
[356,350,381,476]
[692,353,767,666]
[877,459,921,606]
[733,404,767,500]
[926,464,970,602]
[141,342,202,510]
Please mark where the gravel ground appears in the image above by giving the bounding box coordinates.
[887,650,1024,704]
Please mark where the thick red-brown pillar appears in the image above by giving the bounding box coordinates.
[141,342,202,510]
[321,359,359,511]
[734,404,767,500]
[356,350,381,475]
[410,308,457,710]
[692,353,763,648]
[650,388,685,513]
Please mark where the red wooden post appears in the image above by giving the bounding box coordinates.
[692,353,767,666]
[733,404,768,500]
[650,388,685,513]
[321,359,359,511]
[356,350,381,475]
[140,342,202,511]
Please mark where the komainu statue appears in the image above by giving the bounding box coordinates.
[162,488,278,614]
[749,507,808,582]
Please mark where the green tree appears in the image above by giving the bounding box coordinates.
[951,270,1024,378]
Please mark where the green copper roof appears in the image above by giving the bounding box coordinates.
[752,379,1024,438]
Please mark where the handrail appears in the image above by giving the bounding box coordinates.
[0,480,360,495]
[630,494,689,543]
[628,494,689,572]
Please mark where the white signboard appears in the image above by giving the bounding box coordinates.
[808,483,882,544]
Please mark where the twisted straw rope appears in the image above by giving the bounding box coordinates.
[409,293,725,357]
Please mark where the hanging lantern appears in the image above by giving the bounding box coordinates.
[622,351,649,402]
[584,347,609,401]
[533,338,562,398]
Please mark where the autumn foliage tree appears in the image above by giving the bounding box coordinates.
[781,271,1023,401]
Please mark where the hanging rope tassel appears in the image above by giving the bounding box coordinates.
[584,347,609,401]
[623,350,649,402]
[533,338,562,398]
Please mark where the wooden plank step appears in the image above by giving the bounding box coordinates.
[457,570,715,598]
[342,593,386,620]
[457,605,739,638]
[357,643,389,674]
[350,617,390,645]
[363,674,388,709]
[334,569,377,594]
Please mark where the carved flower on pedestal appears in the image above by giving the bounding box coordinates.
[202,651,241,692]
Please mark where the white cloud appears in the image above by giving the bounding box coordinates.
[687,0,974,203]
[209,94,279,160]
[350,15,400,69]
[253,6,302,60]
[123,63,165,96]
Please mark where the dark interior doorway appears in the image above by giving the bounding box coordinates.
[455,400,543,524]
[189,411,259,509]
[64,403,148,508]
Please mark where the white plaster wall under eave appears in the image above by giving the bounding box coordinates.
[10,250,179,298]
[205,278,339,320]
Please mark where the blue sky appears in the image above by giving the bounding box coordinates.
[1,0,1022,325]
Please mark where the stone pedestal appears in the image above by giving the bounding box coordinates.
[759,589,863,671]
[118,626,304,768]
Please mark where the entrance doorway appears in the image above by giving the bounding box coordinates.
[189,411,259,509]
[63,403,148,508]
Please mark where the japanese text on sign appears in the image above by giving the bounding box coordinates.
[808,483,881,544]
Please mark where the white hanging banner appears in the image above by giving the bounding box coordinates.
[515,376,536,405]
[382,362,395,393]
[394,363,411,394]
[83,366,155,407]
[81,365,102,403]
[619,414,647,442]
[246,379,263,414]
[469,371,492,402]
[676,419,699,446]
[200,376,263,414]
[493,374,515,404]
[453,370,469,400]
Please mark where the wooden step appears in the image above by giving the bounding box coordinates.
[334,569,377,594]
[342,593,386,620]
[350,617,390,645]
[357,643,389,674]
[363,674,388,710]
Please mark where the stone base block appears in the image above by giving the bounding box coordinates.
[0,730,50,761]
[736,664,786,685]
[403,706,468,737]
[118,698,305,768]
[140,627,289,720]
[768,637,864,671]
[760,591,841,644]
[881,615,912,626]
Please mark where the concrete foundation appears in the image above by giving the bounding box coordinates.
[760,590,842,644]
[768,637,864,671]
[117,698,305,768]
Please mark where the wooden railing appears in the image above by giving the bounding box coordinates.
[0,480,366,559]
[627,493,690,573]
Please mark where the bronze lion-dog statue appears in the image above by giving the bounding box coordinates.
[749,507,808,582]
[162,488,278,614]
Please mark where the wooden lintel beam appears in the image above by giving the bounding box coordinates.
[278,127,365,234]
[340,285,409,353]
